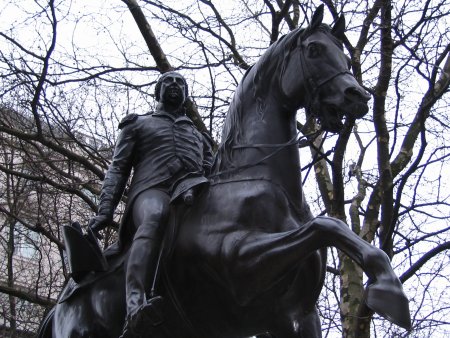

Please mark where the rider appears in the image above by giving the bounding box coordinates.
[88,71,213,336]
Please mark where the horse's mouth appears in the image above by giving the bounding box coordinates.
[317,105,344,133]
[318,102,368,133]
[347,101,369,119]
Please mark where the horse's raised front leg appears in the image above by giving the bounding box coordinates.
[312,216,411,330]
[221,216,410,330]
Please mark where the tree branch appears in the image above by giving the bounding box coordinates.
[400,241,450,282]
[0,282,56,308]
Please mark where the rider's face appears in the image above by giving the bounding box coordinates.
[160,74,187,106]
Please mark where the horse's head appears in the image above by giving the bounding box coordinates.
[280,5,370,132]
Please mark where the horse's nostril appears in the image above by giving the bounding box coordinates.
[345,87,370,102]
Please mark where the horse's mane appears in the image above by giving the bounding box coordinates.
[212,24,338,172]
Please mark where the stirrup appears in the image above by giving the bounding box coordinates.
[123,295,165,337]
[142,295,165,326]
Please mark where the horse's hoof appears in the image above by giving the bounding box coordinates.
[365,281,412,330]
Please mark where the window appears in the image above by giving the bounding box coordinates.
[14,223,39,259]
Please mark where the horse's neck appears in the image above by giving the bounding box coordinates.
[238,106,294,152]
[221,90,304,205]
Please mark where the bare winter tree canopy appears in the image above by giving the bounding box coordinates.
[0,0,449,337]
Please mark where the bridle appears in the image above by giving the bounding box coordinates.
[209,125,321,179]
[297,30,352,114]
[211,29,349,179]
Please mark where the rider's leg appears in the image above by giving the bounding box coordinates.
[125,189,170,319]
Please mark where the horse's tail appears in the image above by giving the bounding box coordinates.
[36,306,55,338]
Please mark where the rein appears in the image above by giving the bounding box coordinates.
[232,132,301,150]
[210,126,321,179]
[209,132,301,178]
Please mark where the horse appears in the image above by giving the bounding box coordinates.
[38,5,411,338]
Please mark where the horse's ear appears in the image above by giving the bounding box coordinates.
[331,14,346,40]
[310,4,324,30]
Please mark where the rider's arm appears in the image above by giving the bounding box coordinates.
[201,131,214,176]
[91,115,137,232]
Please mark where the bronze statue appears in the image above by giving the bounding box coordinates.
[87,71,213,336]
[38,6,411,338]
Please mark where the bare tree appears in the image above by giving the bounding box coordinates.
[0,0,449,337]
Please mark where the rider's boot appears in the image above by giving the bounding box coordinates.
[120,224,164,337]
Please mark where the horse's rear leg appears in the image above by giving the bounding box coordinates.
[222,216,410,329]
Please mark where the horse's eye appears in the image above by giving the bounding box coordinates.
[308,42,323,58]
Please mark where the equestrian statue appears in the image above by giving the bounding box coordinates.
[37,5,411,338]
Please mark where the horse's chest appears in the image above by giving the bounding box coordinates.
[175,180,294,259]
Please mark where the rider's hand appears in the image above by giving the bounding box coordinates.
[88,214,112,239]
